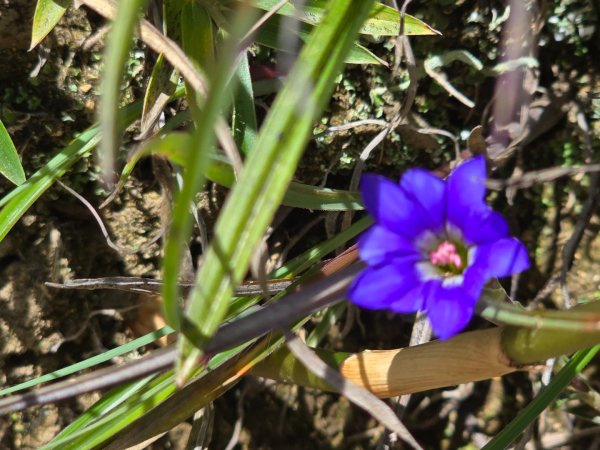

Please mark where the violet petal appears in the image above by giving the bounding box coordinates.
[462,209,510,245]
[359,225,421,266]
[447,157,488,229]
[473,238,530,278]
[347,263,420,310]
[360,174,429,240]
[400,168,446,232]
[426,284,477,339]
[389,281,430,313]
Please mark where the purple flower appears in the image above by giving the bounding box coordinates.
[348,156,529,339]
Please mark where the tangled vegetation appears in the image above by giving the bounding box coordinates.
[0,0,598,448]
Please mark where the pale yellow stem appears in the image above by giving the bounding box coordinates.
[340,328,516,398]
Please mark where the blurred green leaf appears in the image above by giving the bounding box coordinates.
[118,131,363,211]
[98,0,148,178]
[248,0,440,36]
[161,12,250,335]
[0,119,26,186]
[30,0,72,50]
[256,16,388,65]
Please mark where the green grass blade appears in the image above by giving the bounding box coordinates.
[482,345,600,450]
[98,0,148,177]
[480,293,600,333]
[232,51,258,155]
[180,1,214,115]
[41,372,177,450]
[140,53,180,134]
[140,0,184,133]
[0,119,26,185]
[30,0,72,49]
[49,376,155,440]
[0,102,141,243]
[0,326,173,396]
[0,127,98,242]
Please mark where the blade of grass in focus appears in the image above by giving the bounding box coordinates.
[176,0,376,381]
[232,52,258,155]
[139,0,183,136]
[47,376,156,442]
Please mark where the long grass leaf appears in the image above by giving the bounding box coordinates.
[0,128,98,241]
[0,119,26,185]
[0,102,141,242]
[232,52,258,155]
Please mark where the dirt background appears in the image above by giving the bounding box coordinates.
[0,1,599,449]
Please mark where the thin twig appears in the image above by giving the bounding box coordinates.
[46,276,294,296]
[486,164,600,190]
[417,127,461,160]
[57,181,162,255]
[323,119,389,134]
[51,306,141,353]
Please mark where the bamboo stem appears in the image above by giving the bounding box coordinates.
[339,328,515,398]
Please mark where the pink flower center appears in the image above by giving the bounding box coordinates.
[429,241,463,271]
